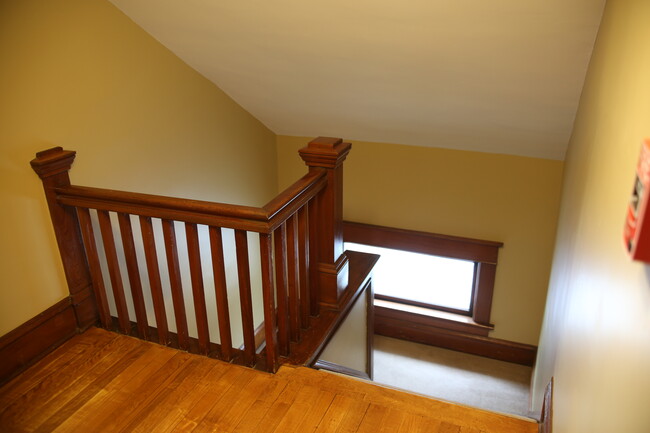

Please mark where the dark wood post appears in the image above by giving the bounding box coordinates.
[299,137,351,308]
[30,147,98,330]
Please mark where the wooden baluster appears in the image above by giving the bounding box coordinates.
[76,208,111,329]
[97,210,131,334]
[260,233,278,372]
[273,223,290,356]
[297,205,311,328]
[235,229,256,366]
[162,220,190,350]
[139,216,169,345]
[286,213,300,342]
[209,226,233,361]
[185,223,210,355]
[117,213,149,340]
[307,198,320,316]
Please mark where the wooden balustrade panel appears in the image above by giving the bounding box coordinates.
[139,216,170,345]
[161,219,190,350]
[76,208,111,329]
[185,223,210,355]
[260,233,278,372]
[235,229,256,366]
[117,213,149,340]
[209,226,232,361]
[298,205,310,328]
[96,210,131,334]
[307,199,320,316]
[273,223,290,356]
[286,213,301,342]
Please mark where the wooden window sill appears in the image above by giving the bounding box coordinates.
[374,299,494,337]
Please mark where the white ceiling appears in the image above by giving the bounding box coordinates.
[109,0,605,160]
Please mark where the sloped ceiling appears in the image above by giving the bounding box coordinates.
[109,0,605,160]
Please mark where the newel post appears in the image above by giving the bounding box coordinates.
[31,147,98,330]
[299,137,351,308]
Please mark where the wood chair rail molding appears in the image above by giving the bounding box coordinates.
[29,137,356,374]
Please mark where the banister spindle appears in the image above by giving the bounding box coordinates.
[209,226,233,361]
[97,210,131,334]
[297,205,311,328]
[235,229,256,366]
[307,198,320,316]
[185,223,210,355]
[76,208,111,329]
[273,223,290,356]
[139,216,170,345]
[117,213,149,340]
[286,213,300,342]
[260,233,279,372]
[162,219,190,350]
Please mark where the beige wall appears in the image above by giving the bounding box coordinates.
[277,136,564,345]
[531,1,650,431]
[0,0,277,335]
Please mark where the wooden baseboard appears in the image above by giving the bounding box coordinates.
[375,308,537,366]
[313,359,371,380]
[539,377,553,432]
[0,298,78,386]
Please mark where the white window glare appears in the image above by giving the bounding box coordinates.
[345,242,475,312]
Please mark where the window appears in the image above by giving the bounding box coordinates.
[344,242,475,314]
[343,221,503,330]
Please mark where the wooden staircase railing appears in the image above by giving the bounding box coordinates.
[30,137,353,373]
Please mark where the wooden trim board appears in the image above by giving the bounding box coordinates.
[0,298,78,385]
[313,359,371,380]
[375,306,537,366]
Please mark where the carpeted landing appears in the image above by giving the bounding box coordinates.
[373,336,533,418]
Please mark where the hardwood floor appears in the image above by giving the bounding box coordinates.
[0,328,537,432]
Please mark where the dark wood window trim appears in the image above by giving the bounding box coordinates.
[342,221,503,331]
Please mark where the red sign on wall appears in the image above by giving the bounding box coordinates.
[624,139,650,262]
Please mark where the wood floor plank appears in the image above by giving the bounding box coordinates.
[356,403,389,433]
[228,377,291,433]
[32,339,150,433]
[0,329,539,433]
[0,328,116,406]
[459,427,484,433]
[187,367,259,433]
[377,407,407,433]
[246,380,303,433]
[397,413,431,433]
[89,351,195,432]
[411,415,444,433]
[332,397,370,433]
[51,344,178,432]
[167,363,252,432]
[139,360,231,433]
[206,374,287,433]
[438,421,462,433]
[271,384,334,433]
[314,394,367,433]
[3,332,140,432]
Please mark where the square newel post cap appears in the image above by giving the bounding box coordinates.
[299,137,352,169]
[30,147,77,178]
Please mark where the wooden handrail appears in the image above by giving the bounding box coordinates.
[54,169,327,233]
